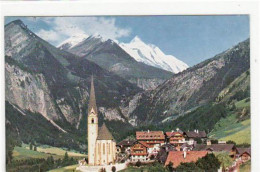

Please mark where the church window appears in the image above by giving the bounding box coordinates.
[103,143,105,154]
[91,118,94,123]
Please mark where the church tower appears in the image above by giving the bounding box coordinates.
[87,75,98,165]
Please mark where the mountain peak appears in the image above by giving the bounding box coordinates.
[58,34,88,49]
[131,36,143,43]
[5,19,27,29]
[120,37,188,73]
[89,33,108,42]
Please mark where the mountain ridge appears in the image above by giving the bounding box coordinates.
[61,34,174,90]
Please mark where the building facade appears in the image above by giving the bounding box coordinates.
[87,76,116,166]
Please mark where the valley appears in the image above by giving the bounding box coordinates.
[4,18,251,172]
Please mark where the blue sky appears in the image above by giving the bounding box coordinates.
[5,16,249,66]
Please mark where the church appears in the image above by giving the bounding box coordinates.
[87,76,117,166]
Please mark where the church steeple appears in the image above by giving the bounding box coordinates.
[88,75,97,114]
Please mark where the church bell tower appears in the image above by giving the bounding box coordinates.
[87,75,98,165]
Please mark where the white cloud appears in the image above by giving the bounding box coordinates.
[37,29,62,42]
[36,17,131,45]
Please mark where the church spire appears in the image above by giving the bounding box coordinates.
[88,75,97,114]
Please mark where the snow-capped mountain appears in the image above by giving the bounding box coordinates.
[119,36,189,73]
[58,34,89,51]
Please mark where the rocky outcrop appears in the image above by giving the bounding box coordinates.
[99,107,126,122]
[5,62,59,120]
[5,61,67,133]
[128,78,166,90]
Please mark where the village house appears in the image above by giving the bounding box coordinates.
[183,130,207,145]
[130,141,151,162]
[193,142,237,159]
[237,147,251,162]
[136,130,165,148]
[116,139,136,153]
[165,131,185,147]
[165,150,208,168]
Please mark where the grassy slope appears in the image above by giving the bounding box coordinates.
[13,147,63,160]
[49,164,79,172]
[23,144,86,157]
[13,144,86,161]
[209,99,251,144]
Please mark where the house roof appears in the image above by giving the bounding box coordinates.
[183,131,207,138]
[166,131,183,138]
[165,151,208,168]
[193,144,235,152]
[117,139,136,147]
[136,131,165,140]
[237,148,251,156]
[139,141,154,148]
[97,123,114,140]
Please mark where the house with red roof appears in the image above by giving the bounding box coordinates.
[166,131,185,146]
[136,130,165,147]
[165,151,208,168]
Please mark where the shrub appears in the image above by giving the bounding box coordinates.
[136,160,142,167]
[111,166,116,172]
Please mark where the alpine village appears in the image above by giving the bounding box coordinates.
[5,19,251,172]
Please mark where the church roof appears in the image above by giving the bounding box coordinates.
[88,75,97,114]
[97,123,114,140]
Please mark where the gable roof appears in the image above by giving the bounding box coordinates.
[183,131,207,138]
[237,147,251,156]
[136,131,165,140]
[166,131,183,138]
[117,139,136,147]
[97,123,114,140]
[193,144,235,152]
[88,75,98,114]
[165,151,208,168]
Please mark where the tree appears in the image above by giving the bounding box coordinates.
[29,142,33,150]
[215,152,233,170]
[6,137,15,164]
[211,139,218,144]
[196,153,221,172]
[237,143,250,148]
[226,140,236,145]
[62,152,69,165]
[194,138,202,144]
[111,166,116,172]
[34,145,37,151]
[176,162,203,172]
[136,160,142,167]
[166,161,174,172]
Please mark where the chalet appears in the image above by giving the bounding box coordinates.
[193,143,237,159]
[183,130,207,145]
[116,139,136,153]
[237,147,251,162]
[165,150,208,168]
[165,131,185,146]
[136,130,165,148]
[130,141,151,162]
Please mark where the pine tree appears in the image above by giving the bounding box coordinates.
[29,142,33,150]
